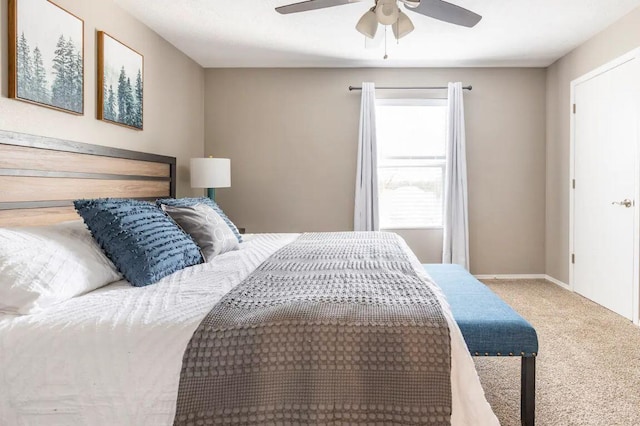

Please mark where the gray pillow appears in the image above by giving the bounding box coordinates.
[161,204,239,262]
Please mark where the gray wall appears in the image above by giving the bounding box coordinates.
[205,68,547,275]
[546,6,640,284]
[0,0,205,197]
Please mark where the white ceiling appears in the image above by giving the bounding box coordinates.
[114,0,640,68]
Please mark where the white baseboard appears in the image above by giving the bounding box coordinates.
[474,274,546,280]
[543,275,571,290]
[473,274,572,290]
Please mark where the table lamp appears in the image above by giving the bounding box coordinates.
[190,157,231,202]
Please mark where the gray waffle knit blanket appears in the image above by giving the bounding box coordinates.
[174,232,452,425]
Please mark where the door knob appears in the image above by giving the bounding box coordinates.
[612,199,634,208]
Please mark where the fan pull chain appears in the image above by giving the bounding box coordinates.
[384,25,388,60]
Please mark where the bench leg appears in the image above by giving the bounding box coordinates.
[521,357,536,426]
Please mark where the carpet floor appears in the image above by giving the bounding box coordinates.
[473,279,640,426]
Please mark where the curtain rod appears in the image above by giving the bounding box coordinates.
[348,85,472,91]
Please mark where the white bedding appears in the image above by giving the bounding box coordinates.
[0,233,498,426]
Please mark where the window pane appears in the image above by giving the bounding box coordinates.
[376,105,447,158]
[379,158,445,168]
[378,166,444,228]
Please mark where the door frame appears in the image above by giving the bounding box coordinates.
[569,48,640,325]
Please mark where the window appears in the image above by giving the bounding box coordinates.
[376,99,447,229]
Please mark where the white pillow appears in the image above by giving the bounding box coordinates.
[0,220,122,315]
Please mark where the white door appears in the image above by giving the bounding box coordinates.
[572,54,640,321]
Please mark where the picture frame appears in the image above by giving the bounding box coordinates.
[8,0,84,115]
[97,31,144,131]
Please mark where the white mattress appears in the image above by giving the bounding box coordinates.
[0,233,499,426]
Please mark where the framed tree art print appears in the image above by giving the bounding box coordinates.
[8,0,84,114]
[97,31,144,130]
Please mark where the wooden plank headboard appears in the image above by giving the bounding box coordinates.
[0,130,176,227]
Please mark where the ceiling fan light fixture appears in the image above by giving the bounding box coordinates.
[398,0,420,9]
[356,8,378,39]
[393,11,414,39]
[375,0,399,25]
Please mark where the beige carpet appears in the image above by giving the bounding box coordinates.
[473,279,640,426]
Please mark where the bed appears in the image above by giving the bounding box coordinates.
[0,130,499,426]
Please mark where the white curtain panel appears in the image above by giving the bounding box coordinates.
[442,82,470,269]
[354,82,379,232]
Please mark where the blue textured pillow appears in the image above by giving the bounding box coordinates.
[74,198,203,287]
[156,197,243,243]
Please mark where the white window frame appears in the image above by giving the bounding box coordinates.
[376,98,448,231]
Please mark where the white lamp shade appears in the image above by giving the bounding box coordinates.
[190,158,231,188]
[376,0,399,25]
[356,9,378,39]
[393,11,414,39]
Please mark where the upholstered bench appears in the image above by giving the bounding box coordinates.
[424,264,538,426]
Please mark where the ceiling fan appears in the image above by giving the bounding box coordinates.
[275,0,482,41]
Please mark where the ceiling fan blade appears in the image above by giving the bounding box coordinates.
[406,0,482,27]
[276,0,363,14]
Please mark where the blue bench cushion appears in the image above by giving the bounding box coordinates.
[424,264,538,357]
